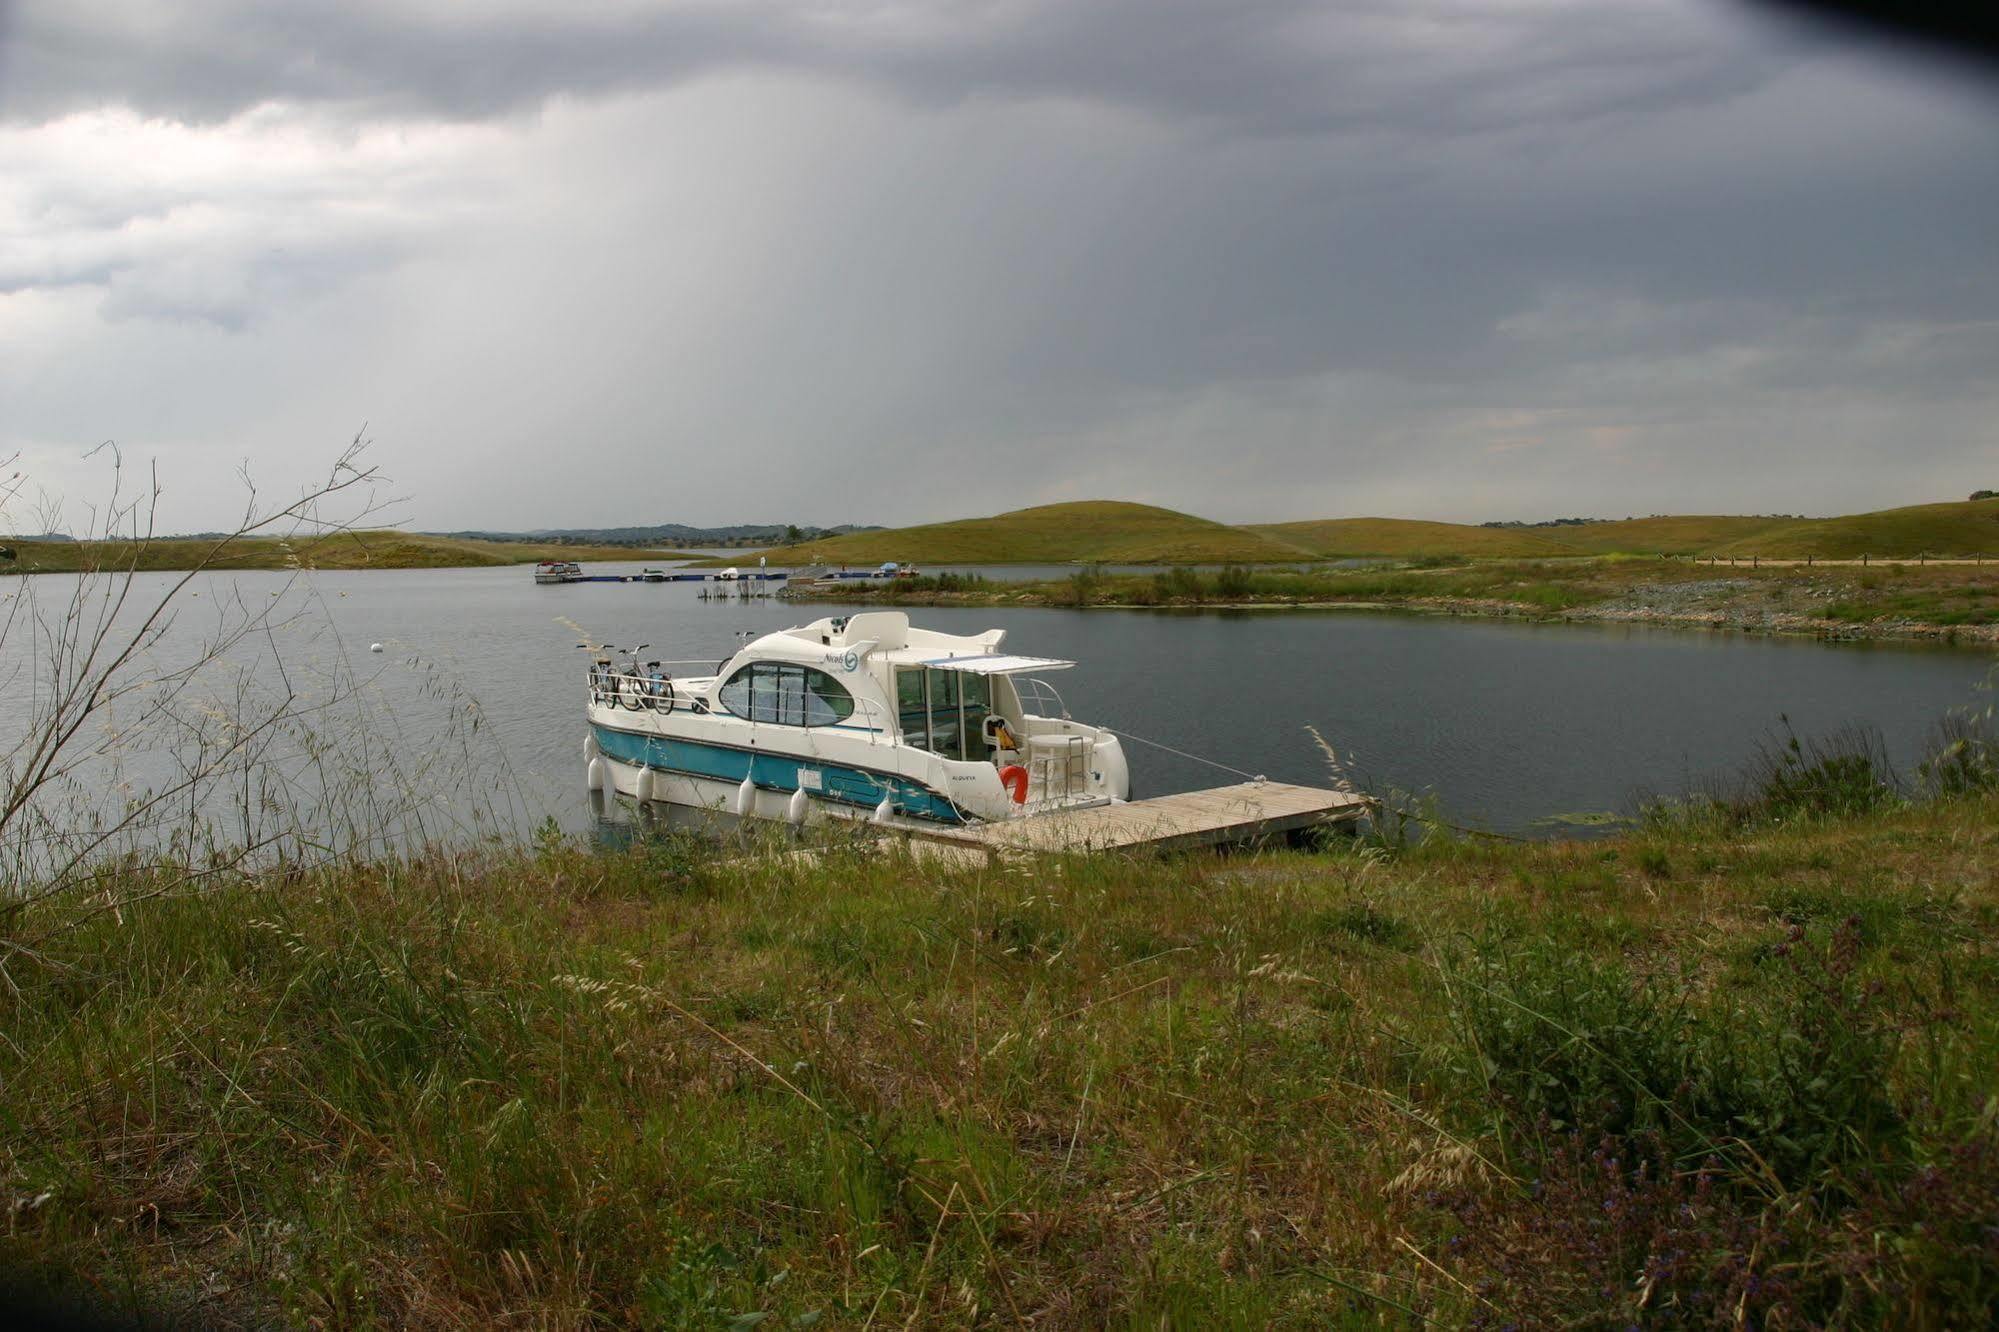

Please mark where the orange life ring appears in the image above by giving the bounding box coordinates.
[999,765,1029,804]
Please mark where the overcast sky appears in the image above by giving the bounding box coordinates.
[2,1,1995,533]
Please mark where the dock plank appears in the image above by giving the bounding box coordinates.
[928,780,1369,856]
[749,781,1367,869]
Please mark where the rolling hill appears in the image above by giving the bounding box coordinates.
[733,496,1999,566]
[1261,500,1999,560]
[1542,516,1797,555]
[16,498,1991,574]
[1247,518,1580,559]
[434,522,879,548]
[1705,500,1999,559]
[1,531,698,574]
[1515,501,1999,558]
[727,502,1316,566]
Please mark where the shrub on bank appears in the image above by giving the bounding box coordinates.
[1919,709,1999,797]
[1433,905,1995,1326]
[1446,918,1906,1188]
[1744,718,1901,821]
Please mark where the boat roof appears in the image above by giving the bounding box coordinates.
[728,612,1072,676]
[910,653,1074,675]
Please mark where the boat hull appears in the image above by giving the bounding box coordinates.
[596,754,927,828]
[590,722,969,825]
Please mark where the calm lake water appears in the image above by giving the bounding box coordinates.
[6,561,1993,842]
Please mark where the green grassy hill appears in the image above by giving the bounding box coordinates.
[18,498,1988,575]
[1248,517,1580,558]
[1709,499,1999,559]
[731,501,1314,566]
[1265,500,1999,560]
[748,496,1999,568]
[1,530,696,573]
[1547,515,1796,555]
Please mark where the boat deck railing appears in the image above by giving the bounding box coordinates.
[589,668,897,741]
[1013,676,1072,720]
[590,660,722,713]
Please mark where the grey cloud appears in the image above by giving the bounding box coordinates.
[5,0,1803,139]
[91,233,414,328]
[0,102,509,324]
[0,2,1994,531]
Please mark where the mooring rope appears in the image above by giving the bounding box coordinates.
[1107,725,1266,783]
[1111,723,1532,843]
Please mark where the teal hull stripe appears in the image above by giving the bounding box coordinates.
[591,724,967,825]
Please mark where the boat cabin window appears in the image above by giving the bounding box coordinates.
[717,663,856,726]
[895,667,994,762]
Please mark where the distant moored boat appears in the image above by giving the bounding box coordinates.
[534,560,583,584]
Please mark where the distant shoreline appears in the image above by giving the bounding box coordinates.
[780,562,1999,647]
[0,531,700,574]
[698,495,1999,567]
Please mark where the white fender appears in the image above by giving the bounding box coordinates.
[634,767,654,803]
[586,757,606,792]
[735,773,756,817]
[872,795,894,824]
[584,733,600,761]
[786,787,808,825]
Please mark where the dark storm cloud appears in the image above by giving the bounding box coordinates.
[1,0,1994,529]
[5,0,1800,138]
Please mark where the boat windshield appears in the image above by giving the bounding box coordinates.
[718,662,857,726]
[896,666,993,761]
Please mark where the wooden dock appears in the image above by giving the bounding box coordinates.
[911,780,1370,859]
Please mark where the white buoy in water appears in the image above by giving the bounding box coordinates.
[735,773,756,817]
[369,643,383,653]
[872,795,894,825]
[634,767,654,803]
[786,786,808,825]
[586,757,606,792]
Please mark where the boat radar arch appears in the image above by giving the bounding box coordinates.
[784,612,1010,660]
[835,611,911,651]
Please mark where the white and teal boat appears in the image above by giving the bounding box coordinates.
[585,612,1130,827]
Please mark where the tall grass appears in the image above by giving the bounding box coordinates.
[5,793,1996,1326]
[1919,708,1999,798]
[1434,910,1995,1326]
[1446,918,1908,1186]
[1647,716,1908,832]
[1742,717,1901,820]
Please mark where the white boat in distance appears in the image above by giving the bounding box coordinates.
[534,560,583,584]
[585,611,1130,826]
